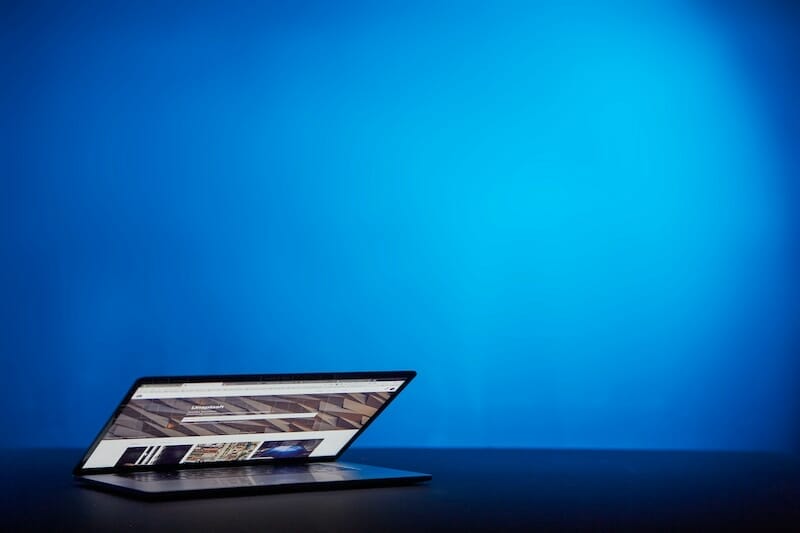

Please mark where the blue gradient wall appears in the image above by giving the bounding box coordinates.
[2,1,799,451]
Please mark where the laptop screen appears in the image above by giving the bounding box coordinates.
[79,374,409,470]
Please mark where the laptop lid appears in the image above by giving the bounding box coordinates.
[74,371,416,475]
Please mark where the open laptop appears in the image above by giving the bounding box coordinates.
[73,371,431,498]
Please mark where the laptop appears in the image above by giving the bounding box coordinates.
[73,371,431,498]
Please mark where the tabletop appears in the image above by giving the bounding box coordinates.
[3,447,799,531]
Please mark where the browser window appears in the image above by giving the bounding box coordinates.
[82,378,405,469]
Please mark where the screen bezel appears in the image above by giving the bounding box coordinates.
[73,370,416,475]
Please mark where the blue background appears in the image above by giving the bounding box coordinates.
[2,1,799,451]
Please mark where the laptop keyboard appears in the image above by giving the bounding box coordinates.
[121,463,352,482]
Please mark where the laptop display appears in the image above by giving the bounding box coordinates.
[77,374,410,472]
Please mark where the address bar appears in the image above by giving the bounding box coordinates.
[133,381,403,400]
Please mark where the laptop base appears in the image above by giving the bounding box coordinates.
[76,461,432,499]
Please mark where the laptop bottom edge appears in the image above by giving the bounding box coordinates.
[75,462,432,500]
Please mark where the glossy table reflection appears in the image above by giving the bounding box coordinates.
[3,448,799,531]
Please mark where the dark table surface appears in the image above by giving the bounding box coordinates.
[3,448,800,531]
